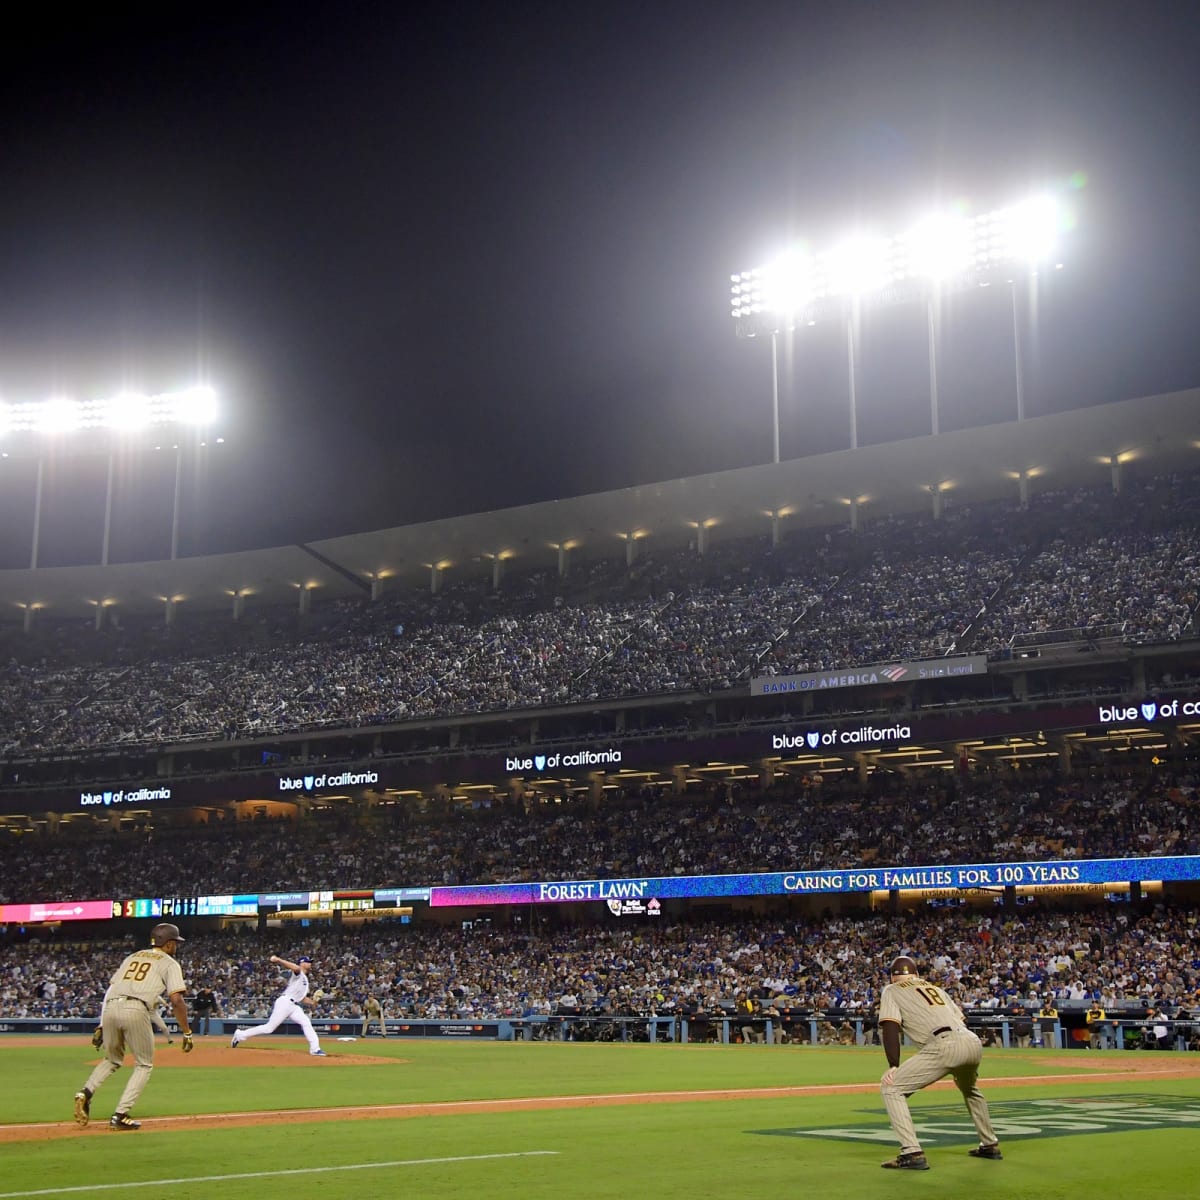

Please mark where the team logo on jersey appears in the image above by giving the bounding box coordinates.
[753,1095,1200,1144]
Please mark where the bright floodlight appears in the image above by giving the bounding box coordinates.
[37,397,82,435]
[106,392,155,430]
[998,194,1061,264]
[731,190,1071,329]
[904,212,974,280]
[0,385,218,437]
[168,384,219,425]
[759,248,815,317]
[823,235,893,298]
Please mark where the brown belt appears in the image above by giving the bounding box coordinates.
[931,1026,955,1036]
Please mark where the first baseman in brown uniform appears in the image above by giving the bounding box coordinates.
[73,923,194,1130]
[877,955,1001,1170]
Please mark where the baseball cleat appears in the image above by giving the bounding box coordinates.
[230,1032,240,1048]
[969,1143,1003,1160]
[882,1152,929,1170]
[73,1090,91,1127]
[109,1113,141,1130]
[311,1049,328,1056]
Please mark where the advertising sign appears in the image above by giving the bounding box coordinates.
[275,770,380,793]
[78,785,172,809]
[428,854,1198,908]
[503,746,623,774]
[0,899,114,923]
[751,654,987,695]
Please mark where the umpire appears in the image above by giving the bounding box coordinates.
[73,923,194,1131]
[877,955,1001,1171]
[193,986,218,1036]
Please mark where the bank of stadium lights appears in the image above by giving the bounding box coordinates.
[730,195,1067,324]
[0,385,221,570]
[730,194,1071,460]
[0,385,218,437]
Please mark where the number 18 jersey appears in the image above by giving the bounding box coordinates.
[878,976,966,1045]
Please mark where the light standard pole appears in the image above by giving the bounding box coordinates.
[927,295,941,437]
[101,451,116,567]
[30,455,45,570]
[171,442,185,561]
[1011,279,1026,423]
[769,329,781,464]
[846,312,859,450]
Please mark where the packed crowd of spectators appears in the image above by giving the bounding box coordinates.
[3,902,1198,1031]
[0,471,1197,758]
[1,758,1197,904]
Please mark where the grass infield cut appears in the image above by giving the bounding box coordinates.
[1,1037,1198,1200]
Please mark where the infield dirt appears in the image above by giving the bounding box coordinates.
[3,1041,1199,1144]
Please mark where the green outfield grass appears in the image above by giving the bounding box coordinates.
[1,1038,1197,1200]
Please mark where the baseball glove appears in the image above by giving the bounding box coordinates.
[91,1026,104,1050]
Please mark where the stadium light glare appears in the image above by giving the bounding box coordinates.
[169,384,219,426]
[106,392,155,431]
[999,194,1062,264]
[37,397,82,435]
[824,234,893,298]
[731,188,1075,454]
[732,192,1071,327]
[758,247,815,317]
[904,212,974,280]
[0,384,218,438]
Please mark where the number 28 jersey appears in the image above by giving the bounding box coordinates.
[878,976,967,1045]
[104,947,186,1007]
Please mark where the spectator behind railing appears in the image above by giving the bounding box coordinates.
[1,757,1197,904]
[1,902,1197,1027]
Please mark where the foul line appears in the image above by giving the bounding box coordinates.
[0,1151,560,1197]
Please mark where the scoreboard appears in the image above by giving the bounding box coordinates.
[112,897,198,919]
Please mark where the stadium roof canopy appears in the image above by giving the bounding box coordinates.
[2,388,1198,622]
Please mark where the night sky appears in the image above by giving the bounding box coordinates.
[1,2,1198,568]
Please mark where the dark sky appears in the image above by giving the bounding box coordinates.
[1,1,1198,567]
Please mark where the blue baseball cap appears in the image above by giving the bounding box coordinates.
[298,956,312,963]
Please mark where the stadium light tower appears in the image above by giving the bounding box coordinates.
[730,192,1070,454]
[0,384,219,567]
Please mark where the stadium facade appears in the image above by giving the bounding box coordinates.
[2,389,1199,932]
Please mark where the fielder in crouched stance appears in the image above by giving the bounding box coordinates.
[230,953,326,1056]
[877,955,1001,1170]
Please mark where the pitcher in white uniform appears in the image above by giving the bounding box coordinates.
[230,953,327,1056]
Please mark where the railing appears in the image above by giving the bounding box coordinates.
[2,1013,1198,1050]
